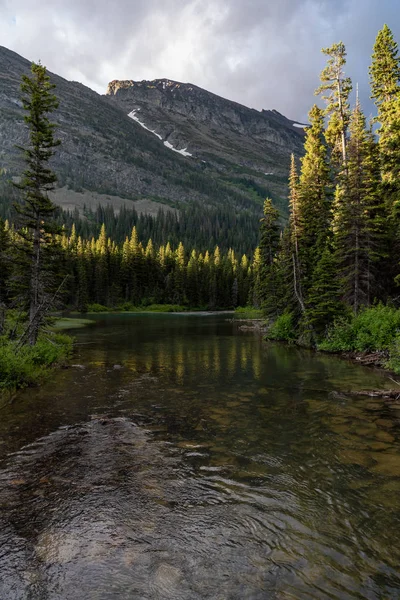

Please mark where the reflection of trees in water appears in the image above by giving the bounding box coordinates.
[88,335,261,385]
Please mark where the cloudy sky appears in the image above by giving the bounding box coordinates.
[1,0,399,121]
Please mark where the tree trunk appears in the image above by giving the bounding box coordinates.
[29,220,41,345]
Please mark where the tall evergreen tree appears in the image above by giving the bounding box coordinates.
[13,62,61,344]
[370,24,400,202]
[316,42,352,176]
[333,100,386,311]
[288,154,306,314]
[298,105,332,289]
[306,245,343,335]
[258,198,281,316]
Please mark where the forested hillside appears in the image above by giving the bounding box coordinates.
[256,26,400,368]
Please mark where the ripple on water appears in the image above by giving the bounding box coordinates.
[1,343,400,600]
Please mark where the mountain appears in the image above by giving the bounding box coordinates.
[0,45,305,225]
[106,78,306,198]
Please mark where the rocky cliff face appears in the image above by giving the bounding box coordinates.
[0,46,305,220]
[106,78,305,181]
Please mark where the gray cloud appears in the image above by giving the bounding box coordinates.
[1,0,399,121]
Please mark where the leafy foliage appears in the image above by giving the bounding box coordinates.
[0,332,72,391]
[266,312,296,342]
[318,304,400,353]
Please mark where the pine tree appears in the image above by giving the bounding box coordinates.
[288,154,306,314]
[370,24,400,201]
[333,100,386,311]
[316,42,352,175]
[257,198,281,316]
[174,242,186,304]
[306,245,344,335]
[298,105,332,288]
[13,62,61,344]
[76,237,89,312]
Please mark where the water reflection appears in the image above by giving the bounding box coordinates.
[0,314,399,599]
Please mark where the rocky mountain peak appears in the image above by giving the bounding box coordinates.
[105,77,305,180]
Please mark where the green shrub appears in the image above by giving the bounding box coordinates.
[86,303,110,313]
[144,304,187,312]
[117,301,139,312]
[235,306,264,318]
[319,304,400,353]
[0,333,73,391]
[387,332,400,374]
[266,312,296,342]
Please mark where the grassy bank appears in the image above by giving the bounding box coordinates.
[265,304,400,374]
[75,303,234,314]
[52,317,96,330]
[234,306,264,319]
[86,303,190,313]
[0,333,73,393]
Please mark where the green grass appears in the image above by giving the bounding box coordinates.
[235,307,264,319]
[83,303,209,314]
[0,333,73,393]
[118,303,193,313]
[52,317,95,330]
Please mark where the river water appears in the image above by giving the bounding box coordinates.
[1,314,400,599]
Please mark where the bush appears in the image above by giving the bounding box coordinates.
[387,333,400,374]
[86,303,109,313]
[235,306,264,318]
[319,304,400,353]
[117,301,138,312]
[266,312,296,342]
[144,304,187,312]
[0,333,73,391]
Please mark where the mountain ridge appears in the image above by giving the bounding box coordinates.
[0,45,305,224]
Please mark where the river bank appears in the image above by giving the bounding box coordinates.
[233,312,400,383]
[0,318,97,396]
[0,333,73,396]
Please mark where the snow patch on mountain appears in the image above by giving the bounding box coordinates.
[163,140,192,157]
[128,109,192,157]
[128,109,163,139]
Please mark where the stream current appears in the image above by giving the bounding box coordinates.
[0,313,400,599]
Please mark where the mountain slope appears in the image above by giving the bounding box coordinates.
[0,46,305,220]
[107,78,305,183]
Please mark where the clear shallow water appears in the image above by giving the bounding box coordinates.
[1,313,400,599]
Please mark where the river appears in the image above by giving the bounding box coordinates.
[1,313,400,599]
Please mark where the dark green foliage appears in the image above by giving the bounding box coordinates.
[297,105,332,292]
[266,312,296,342]
[369,24,400,198]
[318,304,400,353]
[256,26,400,358]
[316,41,352,174]
[306,246,344,336]
[12,62,63,345]
[333,101,388,312]
[49,201,261,257]
[0,332,72,391]
[258,198,281,316]
[52,226,253,312]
